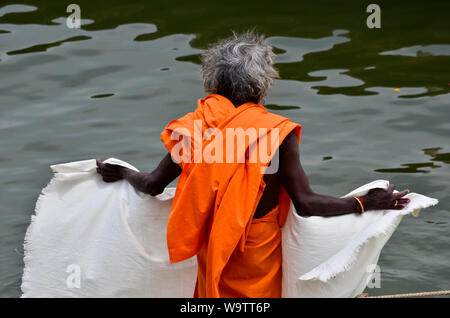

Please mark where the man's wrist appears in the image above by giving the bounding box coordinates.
[351,196,365,214]
[361,195,370,210]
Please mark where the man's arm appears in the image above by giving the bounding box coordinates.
[96,153,181,196]
[278,132,410,217]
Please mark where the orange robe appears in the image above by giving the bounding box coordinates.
[161,94,301,298]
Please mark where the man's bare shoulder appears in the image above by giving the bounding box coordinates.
[280,130,299,154]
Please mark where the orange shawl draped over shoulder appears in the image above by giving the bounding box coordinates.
[161,94,301,297]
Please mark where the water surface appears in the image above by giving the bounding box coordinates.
[0,0,449,297]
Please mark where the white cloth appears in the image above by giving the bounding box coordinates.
[21,158,197,298]
[282,180,438,298]
[21,159,438,298]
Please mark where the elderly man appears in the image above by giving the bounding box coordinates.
[96,31,410,298]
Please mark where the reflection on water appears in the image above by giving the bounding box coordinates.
[175,54,201,65]
[0,4,36,17]
[380,45,450,57]
[426,221,447,225]
[376,147,450,174]
[0,0,449,297]
[424,147,450,164]
[375,162,441,174]
[90,93,115,99]
[265,104,301,110]
[7,35,91,56]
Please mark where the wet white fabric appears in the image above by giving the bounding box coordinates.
[21,158,197,298]
[21,159,438,298]
[282,180,438,298]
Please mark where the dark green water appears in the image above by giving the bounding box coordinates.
[0,0,449,297]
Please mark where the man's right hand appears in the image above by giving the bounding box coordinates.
[96,158,126,183]
[363,184,410,211]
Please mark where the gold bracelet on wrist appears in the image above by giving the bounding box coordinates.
[352,196,364,215]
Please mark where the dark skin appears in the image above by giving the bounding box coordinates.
[97,134,410,218]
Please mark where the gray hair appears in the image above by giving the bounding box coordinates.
[200,31,278,106]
